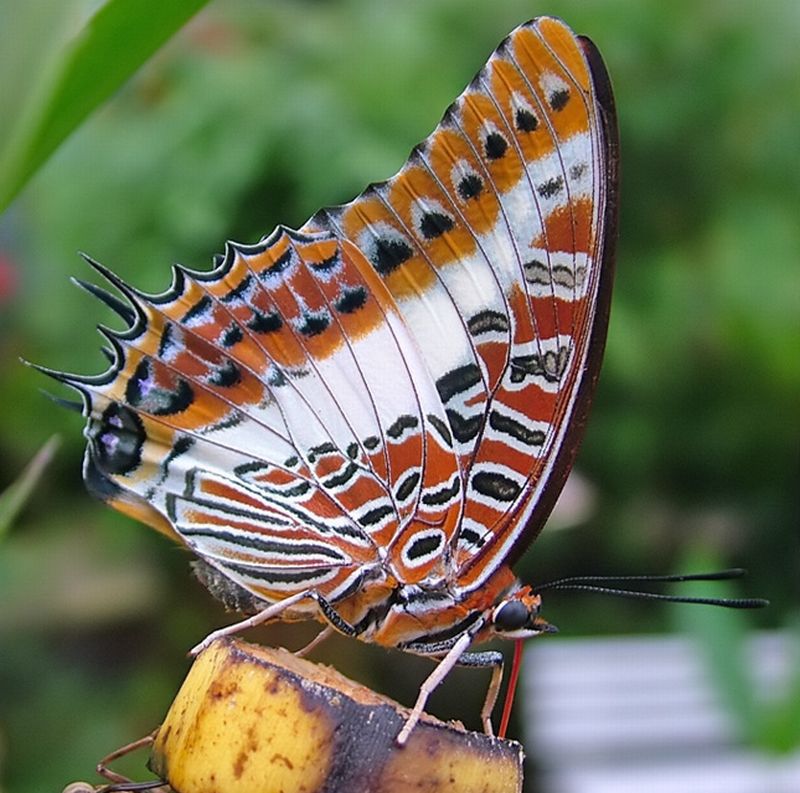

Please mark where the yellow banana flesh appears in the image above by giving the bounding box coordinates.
[150,638,524,793]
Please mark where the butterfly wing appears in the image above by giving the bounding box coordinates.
[304,18,618,591]
[56,224,463,607]
[52,16,616,611]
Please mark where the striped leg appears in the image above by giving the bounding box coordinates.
[397,631,475,745]
[457,650,504,736]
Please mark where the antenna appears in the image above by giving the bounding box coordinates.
[536,569,768,609]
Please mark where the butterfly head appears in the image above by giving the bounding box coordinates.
[489,586,557,640]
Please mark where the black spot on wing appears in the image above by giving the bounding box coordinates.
[485,132,508,160]
[182,527,346,561]
[310,252,340,273]
[523,260,549,286]
[515,108,538,132]
[126,359,194,415]
[421,476,461,507]
[267,366,287,387]
[221,275,252,303]
[221,323,243,348]
[297,310,330,337]
[457,173,484,201]
[208,359,241,388]
[549,88,570,111]
[334,286,367,314]
[458,526,485,549]
[158,435,194,484]
[467,310,509,336]
[509,346,570,384]
[308,442,337,463]
[427,414,453,448]
[158,323,177,357]
[182,295,212,324]
[471,470,521,502]
[405,532,444,560]
[419,211,455,240]
[436,364,482,404]
[358,504,394,527]
[87,402,145,476]
[272,480,311,499]
[395,470,421,502]
[387,414,419,440]
[445,409,482,444]
[223,562,333,586]
[489,410,546,447]
[322,462,358,490]
[570,162,587,180]
[538,176,564,199]
[247,309,282,334]
[234,460,270,477]
[260,249,293,278]
[371,236,414,276]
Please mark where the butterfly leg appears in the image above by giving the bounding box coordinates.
[457,650,504,736]
[294,592,361,656]
[396,631,474,745]
[189,589,314,656]
[295,625,335,657]
[313,592,358,636]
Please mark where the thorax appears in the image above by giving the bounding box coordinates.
[342,564,519,652]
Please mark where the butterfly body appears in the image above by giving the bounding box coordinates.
[49,16,618,736]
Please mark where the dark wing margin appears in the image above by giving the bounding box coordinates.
[503,33,620,570]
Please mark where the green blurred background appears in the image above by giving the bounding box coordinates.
[0,0,797,791]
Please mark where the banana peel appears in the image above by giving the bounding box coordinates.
[149,638,524,793]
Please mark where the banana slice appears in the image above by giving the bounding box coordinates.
[150,638,524,793]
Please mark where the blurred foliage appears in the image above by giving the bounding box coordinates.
[0,0,797,791]
[0,436,59,537]
[0,0,211,211]
[671,548,800,756]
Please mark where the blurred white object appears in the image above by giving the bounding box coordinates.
[524,632,800,793]
[548,470,597,531]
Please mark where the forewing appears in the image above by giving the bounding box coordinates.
[303,17,618,590]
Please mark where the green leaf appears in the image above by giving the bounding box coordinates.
[0,436,61,537]
[0,0,210,213]
[668,548,800,754]
[759,618,800,754]
[675,592,759,739]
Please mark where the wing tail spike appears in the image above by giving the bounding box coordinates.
[23,358,74,385]
[79,251,150,311]
[23,359,95,402]
[95,325,125,364]
[71,276,136,326]
[79,251,124,287]
[39,388,85,414]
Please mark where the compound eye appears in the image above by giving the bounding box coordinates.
[493,599,530,631]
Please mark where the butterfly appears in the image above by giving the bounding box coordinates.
[43,16,618,743]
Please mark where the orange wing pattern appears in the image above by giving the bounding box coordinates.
[304,18,617,590]
[48,17,617,624]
